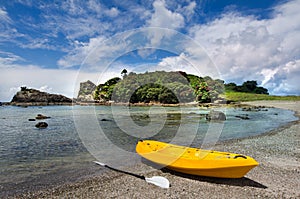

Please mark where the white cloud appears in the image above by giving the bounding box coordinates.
[146,0,185,46]
[157,53,197,74]
[0,7,24,42]
[61,0,85,16]
[105,7,120,17]
[57,35,130,69]
[186,0,300,94]
[267,60,300,95]
[176,1,196,21]
[0,7,12,24]
[0,65,115,101]
[20,38,57,50]
[0,51,25,67]
[0,49,117,101]
[147,0,184,28]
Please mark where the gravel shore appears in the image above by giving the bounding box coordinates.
[16,101,300,199]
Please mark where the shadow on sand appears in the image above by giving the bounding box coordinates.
[142,158,267,189]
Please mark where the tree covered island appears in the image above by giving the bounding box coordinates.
[77,70,269,104]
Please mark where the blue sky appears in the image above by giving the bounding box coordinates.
[0,0,300,101]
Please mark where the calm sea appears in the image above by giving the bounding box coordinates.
[0,105,298,196]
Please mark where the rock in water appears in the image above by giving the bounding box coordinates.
[35,122,48,128]
[35,114,51,120]
[206,110,226,121]
[235,115,250,120]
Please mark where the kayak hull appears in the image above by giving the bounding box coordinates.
[136,140,259,178]
[166,165,256,178]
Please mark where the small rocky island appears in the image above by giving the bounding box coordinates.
[10,87,73,106]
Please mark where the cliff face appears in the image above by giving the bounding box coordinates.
[77,80,96,102]
[10,87,72,105]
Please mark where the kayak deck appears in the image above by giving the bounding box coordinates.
[136,140,259,178]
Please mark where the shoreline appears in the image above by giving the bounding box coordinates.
[10,100,300,198]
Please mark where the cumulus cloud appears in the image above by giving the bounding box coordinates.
[186,0,300,94]
[147,0,184,29]
[155,49,219,79]
[265,60,300,95]
[146,0,185,46]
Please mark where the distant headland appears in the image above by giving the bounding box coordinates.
[9,86,73,106]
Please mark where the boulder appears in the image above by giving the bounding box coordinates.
[35,122,48,128]
[206,110,226,121]
[35,114,51,120]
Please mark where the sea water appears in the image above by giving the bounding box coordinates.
[0,105,298,196]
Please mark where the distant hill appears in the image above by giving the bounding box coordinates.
[10,87,72,106]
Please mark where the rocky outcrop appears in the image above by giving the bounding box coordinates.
[10,87,72,106]
[77,80,96,102]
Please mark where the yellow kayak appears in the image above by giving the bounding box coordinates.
[136,140,259,178]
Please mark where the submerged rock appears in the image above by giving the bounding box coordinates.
[101,118,112,121]
[35,122,48,128]
[206,110,226,121]
[242,106,268,112]
[235,115,250,120]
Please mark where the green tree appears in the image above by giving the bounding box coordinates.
[241,81,258,93]
[121,69,128,78]
[94,77,121,101]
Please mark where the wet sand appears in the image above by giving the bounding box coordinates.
[14,101,300,199]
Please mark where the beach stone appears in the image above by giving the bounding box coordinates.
[36,114,51,120]
[206,110,226,121]
[35,122,48,128]
[28,118,36,121]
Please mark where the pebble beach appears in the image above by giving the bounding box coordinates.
[14,101,300,199]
